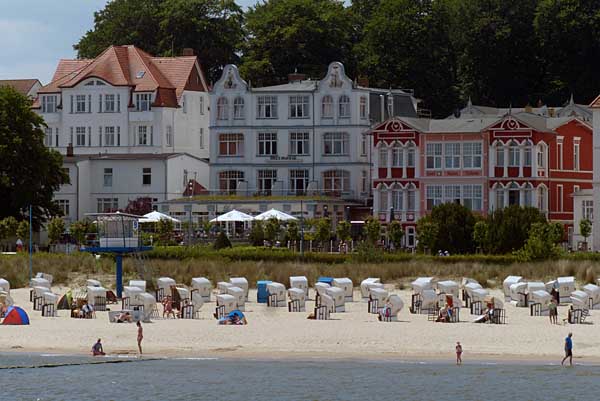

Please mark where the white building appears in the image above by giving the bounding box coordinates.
[209,62,418,201]
[572,189,593,250]
[0,79,42,98]
[33,45,211,221]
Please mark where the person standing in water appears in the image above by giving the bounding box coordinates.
[561,333,573,366]
[455,342,463,365]
[137,321,143,355]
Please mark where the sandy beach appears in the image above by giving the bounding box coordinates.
[1,285,599,363]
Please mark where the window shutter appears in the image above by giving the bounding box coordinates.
[117,126,120,146]
[70,95,73,113]
[99,126,103,147]
[117,94,121,112]
[99,94,102,113]
[70,127,73,144]
[56,128,59,147]
[150,126,153,146]
[88,95,92,113]
[88,127,91,146]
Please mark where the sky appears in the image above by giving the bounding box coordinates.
[0,0,260,84]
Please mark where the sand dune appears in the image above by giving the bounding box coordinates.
[1,286,597,363]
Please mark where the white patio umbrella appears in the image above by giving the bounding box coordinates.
[210,209,254,223]
[254,209,298,221]
[139,211,181,223]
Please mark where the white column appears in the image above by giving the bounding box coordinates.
[519,189,524,206]
[531,188,537,209]
[402,148,408,178]
[490,145,496,177]
[387,190,393,220]
[532,146,538,177]
[503,146,508,177]
[387,148,392,178]
[519,146,524,177]
[373,189,380,214]
[593,109,600,250]
[504,189,509,207]
[374,147,380,179]
[403,190,409,221]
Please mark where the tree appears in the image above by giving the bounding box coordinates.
[286,220,300,243]
[452,0,543,107]
[0,217,18,241]
[516,222,562,262]
[16,220,29,243]
[47,217,65,245]
[473,220,489,253]
[0,87,69,227]
[363,217,381,245]
[124,197,153,216]
[336,220,352,243]
[535,0,600,105]
[486,206,547,254]
[155,218,175,245]
[416,216,439,254]
[74,0,244,83]
[388,221,404,250]
[426,203,476,254]
[580,219,592,247]
[264,218,282,244]
[315,218,333,248]
[69,220,87,246]
[248,220,265,246]
[240,0,354,86]
[356,0,460,117]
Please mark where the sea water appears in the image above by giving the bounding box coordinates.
[1,353,600,400]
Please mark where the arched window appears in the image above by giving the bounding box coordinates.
[407,183,416,211]
[379,186,388,212]
[523,182,533,206]
[537,143,547,168]
[391,184,403,211]
[508,182,520,205]
[233,97,244,119]
[339,95,350,118]
[392,144,403,167]
[217,97,228,120]
[322,170,350,195]
[508,140,520,167]
[537,185,547,211]
[321,95,333,118]
[523,140,532,167]
[495,142,505,167]
[495,184,505,210]
[406,142,416,167]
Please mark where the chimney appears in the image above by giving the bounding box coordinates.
[288,69,307,83]
[357,76,369,87]
[182,48,195,56]
[66,143,74,157]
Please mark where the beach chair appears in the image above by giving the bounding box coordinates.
[463,282,483,309]
[368,288,388,314]
[0,278,9,295]
[556,277,576,303]
[314,304,330,320]
[172,287,190,313]
[288,288,306,312]
[156,277,176,302]
[529,290,551,316]
[469,289,489,315]
[502,276,523,302]
[267,282,287,307]
[437,280,459,298]
[32,286,48,310]
[86,279,101,287]
[318,293,335,316]
[191,277,212,302]
[137,292,158,321]
[314,282,330,306]
[230,277,249,301]
[411,289,437,314]
[360,278,381,300]
[123,286,143,309]
[217,281,233,294]
[324,287,345,313]
[216,294,236,317]
[332,278,353,302]
[35,272,54,286]
[87,286,108,312]
[583,284,600,309]
[569,291,590,324]
[525,282,546,306]
[509,282,528,307]
[226,286,246,311]
[41,292,58,317]
[257,280,272,303]
[380,294,404,322]
[129,280,147,292]
[290,276,309,298]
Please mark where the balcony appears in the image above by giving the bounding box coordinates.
[129,110,154,122]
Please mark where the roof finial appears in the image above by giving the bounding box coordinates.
[569,93,574,105]
[508,102,512,115]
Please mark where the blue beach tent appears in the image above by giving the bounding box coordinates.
[2,306,30,325]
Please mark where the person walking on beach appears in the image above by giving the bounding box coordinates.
[455,342,463,365]
[549,299,558,324]
[137,321,143,355]
[561,333,573,366]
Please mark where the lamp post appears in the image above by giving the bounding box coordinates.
[187,180,194,246]
[29,205,32,282]
[300,199,304,257]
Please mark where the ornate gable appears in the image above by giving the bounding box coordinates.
[319,62,352,91]
[214,64,247,93]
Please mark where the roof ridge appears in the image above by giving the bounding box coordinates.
[111,46,132,86]
[130,46,173,89]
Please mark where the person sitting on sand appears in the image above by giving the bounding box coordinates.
[378,300,393,321]
[79,302,94,319]
[92,338,105,356]
[114,311,133,323]
[437,306,449,323]
[162,296,176,319]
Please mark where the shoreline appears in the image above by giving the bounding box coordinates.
[1,347,595,366]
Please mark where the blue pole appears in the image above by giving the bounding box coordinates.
[116,254,123,298]
[29,205,32,282]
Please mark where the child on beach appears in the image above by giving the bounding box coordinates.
[455,342,463,365]
[92,339,105,356]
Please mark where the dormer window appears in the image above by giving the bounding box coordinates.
[233,97,245,119]
[135,93,151,111]
[339,95,350,118]
[321,95,333,118]
[42,95,57,113]
[85,81,95,86]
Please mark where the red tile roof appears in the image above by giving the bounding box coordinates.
[0,79,40,96]
[38,45,207,108]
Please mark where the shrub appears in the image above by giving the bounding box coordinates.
[213,231,232,250]
[248,221,265,246]
[388,221,404,249]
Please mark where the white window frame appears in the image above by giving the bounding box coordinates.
[360,96,368,119]
[257,170,277,194]
[42,95,57,113]
[75,126,86,146]
[321,95,333,118]
[290,132,309,156]
[290,169,309,195]
[103,168,113,187]
[218,133,244,156]
[257,96,278,119]
[574,142,580,171]
[258,132,277,156]
[135,93,151,112]
[463,142,482,169]
[104,126,115,146]
[426,185,443,209]
[583,200,594,221]
[339,95,350,118]
[444,143,461,169]
[323,132,349,156]
[426,143,442,169]
[75,95,86,113]
[138,126,148,146]
[142,168,152,186]
[289,95,309,118]
[217,97,229,120]
[104,94,115,112]
[233,97,244,119]
[323,170,350,194]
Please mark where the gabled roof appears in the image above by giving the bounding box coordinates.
[0,79,41,96]
[38,45,207,107]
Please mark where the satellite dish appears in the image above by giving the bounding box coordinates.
[453,108,461,118]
